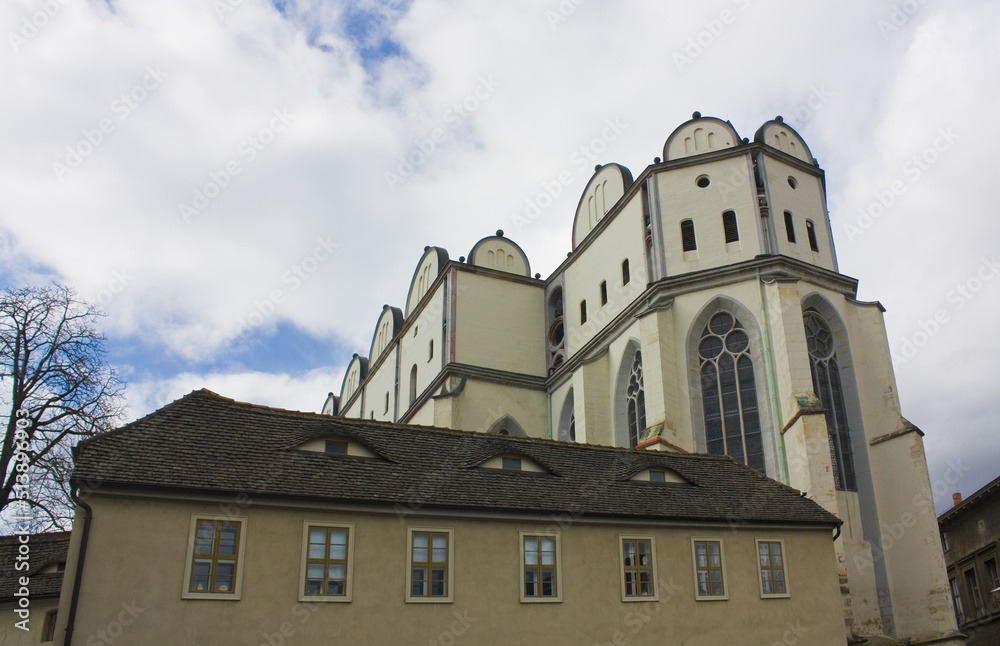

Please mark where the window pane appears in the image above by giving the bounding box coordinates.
[696,543,707,567]
[191,560,212,592]
[541,569,555,596]
[328,579,345,595]
[698,571,709,596]
[770,543,782,566]
[432,534,448,562]
[773,569,786,594]
[195,522,215,554]
[710,569,723,595]
[413,533,428,562]
[708,543,721,567]
[759,543,770,566]
[524,538,538,564]
[625,571,636,595]
[623,540,636,566]
[541,538,555,565]
[762,569,773,594]
[215,561,235,592]
[218,524,239,555]
[431,568,447,596]
[309,528,327,558]
[306,579,323,595]
[412,568,427,596]
[525,569,538,596]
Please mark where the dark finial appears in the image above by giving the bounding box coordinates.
[653,157,661,164]
[692,111,701,119]
[496,229,504,237]
[423,246,430,252]
[594,164,602,172]
[567,252,573,258]
[742,138,749,144]
[459,256,466,263]
[775,115,783,123]
[534,273,541,279]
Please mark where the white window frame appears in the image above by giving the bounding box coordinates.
[755,537,791,599]
[690,537,728,601]
[299,521,355,602]
[619,535,658,602]
[519,530,562,603]
[405,527,454,603]
[182,514,248,600]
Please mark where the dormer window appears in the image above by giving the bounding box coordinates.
[629,468,687,483]
[502,457,522,471]
[325,441,348,455]
[648,470,666,482]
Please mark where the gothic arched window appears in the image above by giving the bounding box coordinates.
[804,312,857,491]
[698,313,765,471]
[626,351,646,447]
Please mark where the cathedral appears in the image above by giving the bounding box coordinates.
[324,113,962,644]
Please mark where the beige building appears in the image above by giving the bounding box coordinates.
[323,113,963,644]
[53,389,848,645]
[0,531,69,645]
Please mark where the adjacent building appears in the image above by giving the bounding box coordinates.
[0,531,70,645]
[323,113,962,644]
[940,476,1000,645]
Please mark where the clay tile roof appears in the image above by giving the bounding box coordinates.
[71,389,841,528]
[0,531,71,602]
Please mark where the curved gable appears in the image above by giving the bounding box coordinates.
[339,353,369,403]
[321,393,339,415]
[468,230,531,276]
[572,163,633,249]
[405,246,450,316]
[368,305,404,361]
[663,113,740,161]
[754,117,816,165]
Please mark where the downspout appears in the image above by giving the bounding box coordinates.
[547,392,553,440]
[63,486,92,646]
[756,268,789,485]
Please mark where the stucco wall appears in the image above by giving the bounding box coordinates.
[56,496,846,646]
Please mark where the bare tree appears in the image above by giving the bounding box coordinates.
[1,285,126,531]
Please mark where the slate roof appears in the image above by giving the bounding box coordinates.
[71,389,840,528]
[0,531,70,602]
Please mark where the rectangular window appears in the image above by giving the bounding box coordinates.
[965,568,983,616]
[985,557,999,590]
[648,470,666,482]
[806,219,819,252]
[428,339,434,361]
[942,531,949,551]
[600,280,608,305]
[183,516,247,600]
[950,577,964,624]
[681,219,697,252]
[325,440,348,454]
[521,532,561,602]
[620,537,657,601]
[621,259,630,285]
[692,539,727,600]
[502,457,522,471]
[580,300,587,325]
[722,210,739,243]
[756,539,789,597]
[407,528,453,602]
[784,211,796,243]
[300,522,354,602]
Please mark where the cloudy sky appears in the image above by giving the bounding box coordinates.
[2,0,997,513]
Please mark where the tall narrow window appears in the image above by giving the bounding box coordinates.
[428,339,434,361]
[722,210,739,243]
[600,281,608,305]
[580,300,587,324]
[303,525,351,599]
[965,569,983,617]
[681,219,697,252]
[621,259,630,285]
[804,312,857,491]
[784,211,796,243]
[806,220,819,252]
[407,528,453,602]
[698,313,765,472]
[626,351,646,448]
[985,558,1000,591]
[950,577,964,624]
[621,538,656,599]
[185,517,245,598]
[384,392,389,414]
[756,540,788,597]
[409,364,417,405]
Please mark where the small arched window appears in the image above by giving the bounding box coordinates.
[698,313,765,472]
[681,220,697,252]
[600,281,608,306]
[722,211,739,243]
[409,364,418,405]
[580,300,587,324]
[784,211,796,243]
[621,259,630,286]
[806,220,819,252]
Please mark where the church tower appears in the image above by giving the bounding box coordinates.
[326,113,962,645]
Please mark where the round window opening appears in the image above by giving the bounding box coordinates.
[787,176,797,189]
[696,175,711,188]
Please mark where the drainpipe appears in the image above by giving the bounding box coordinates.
[756,268,789,485]
[547,392,553,439]
[63,487,93,646]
